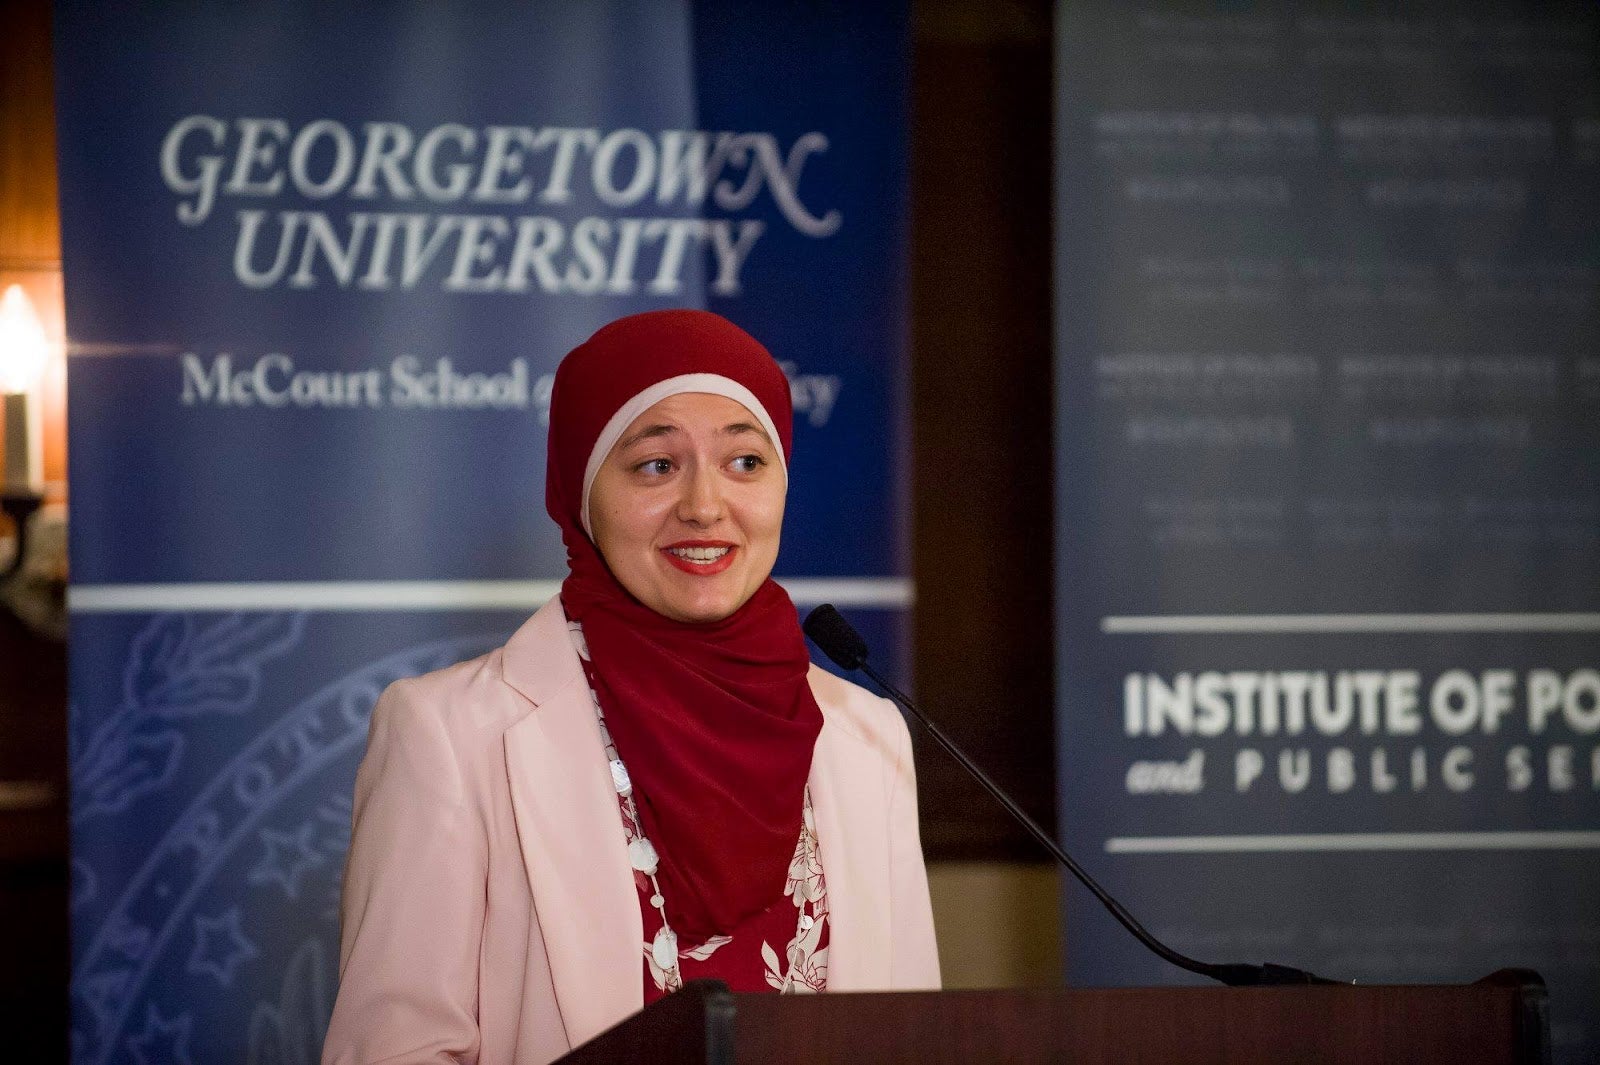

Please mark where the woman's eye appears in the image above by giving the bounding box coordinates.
[730,454,764,473]
[636,458,674,476]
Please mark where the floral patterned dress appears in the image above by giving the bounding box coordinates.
[569,621,829,1000]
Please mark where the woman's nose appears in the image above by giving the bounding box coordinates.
[675,463,724,525]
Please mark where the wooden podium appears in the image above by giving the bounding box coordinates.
[556,970,1549,1065]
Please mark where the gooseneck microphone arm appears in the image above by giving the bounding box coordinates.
[802,604,1339,988]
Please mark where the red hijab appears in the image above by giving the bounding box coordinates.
[547,309,824,940]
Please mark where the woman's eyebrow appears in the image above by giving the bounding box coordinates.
[618,423,680,450]
[721,422,772,444]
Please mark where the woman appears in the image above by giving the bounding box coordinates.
[322,310,940,1065]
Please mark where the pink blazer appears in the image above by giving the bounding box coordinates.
[322,598,940,1065]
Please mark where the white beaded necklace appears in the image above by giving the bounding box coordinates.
[567,622,819,993]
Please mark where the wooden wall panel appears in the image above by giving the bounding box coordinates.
[910,0,1056,859]
[0,0,60,268]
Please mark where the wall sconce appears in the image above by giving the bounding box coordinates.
[1,283,49,594]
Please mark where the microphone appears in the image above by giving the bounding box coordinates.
[803,604,1339,988]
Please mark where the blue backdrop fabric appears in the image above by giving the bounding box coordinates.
[57,4,908,1062]
[1053,3,1599,1062]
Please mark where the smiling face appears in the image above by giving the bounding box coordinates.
[587,391,786,623]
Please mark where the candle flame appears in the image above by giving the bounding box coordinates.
[0,284,50,395]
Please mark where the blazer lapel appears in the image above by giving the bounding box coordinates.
[807,671,893,991]
[501,601,643,1049]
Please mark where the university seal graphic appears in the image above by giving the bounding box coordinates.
[70,613,502,1065]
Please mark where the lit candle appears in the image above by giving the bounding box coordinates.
[0,285,50,490]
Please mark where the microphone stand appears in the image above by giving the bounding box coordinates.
[805,604,1339,987]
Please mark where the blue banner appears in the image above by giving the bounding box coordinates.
[1054,3,1599,1061]
[58,4,908,1061]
